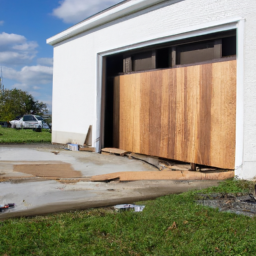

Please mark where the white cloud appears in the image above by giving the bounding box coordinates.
[2,65,53,88]
[0,32,38,65]
[52,0,122,24]
[0,51,35,65]
[37,58,53,66]
[0,21,4,26]
[0,32,26,46]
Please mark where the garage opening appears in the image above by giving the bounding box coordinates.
[102,30,237,169]
[104,53,123,147]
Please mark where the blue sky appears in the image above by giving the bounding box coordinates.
[0,0,122,112]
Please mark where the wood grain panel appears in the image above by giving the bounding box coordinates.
[149,70,162,156]
[113,59,236,169]
[132,74,141,153]
[210,61,236,169]
[197,63,212,166]
[168,68,177,160]
[139,72,150,156]
[160,69,170,158]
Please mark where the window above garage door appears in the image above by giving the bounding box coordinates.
[122,30,236,74]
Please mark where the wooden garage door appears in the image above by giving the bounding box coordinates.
[112,59,236,169]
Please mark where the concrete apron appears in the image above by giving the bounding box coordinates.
[0,180,219,219]
[0,145,220,219]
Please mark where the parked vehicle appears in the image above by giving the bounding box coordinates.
[10,115,49,129]
[34,115,50,129]
[0,121,10,128]
[9,117,22,128]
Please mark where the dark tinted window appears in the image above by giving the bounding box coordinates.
[35,115,43,120]
[23,115,37,121]
[132,51,154,71]
[176,41,215,65]
[222,36,236,57]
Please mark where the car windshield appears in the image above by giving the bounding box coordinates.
[35,115,43,120]
[23,115,37,121]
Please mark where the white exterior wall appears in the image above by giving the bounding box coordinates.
[51,0,256,179]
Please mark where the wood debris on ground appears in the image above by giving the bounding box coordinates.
[79,146,95,152]
[127,153,159,168]
[99,148,227,174]
[101,148,129,156]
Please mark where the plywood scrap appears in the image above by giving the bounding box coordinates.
[197,167,218,172]
[159,159,190,171]
[91,170,234,182]
[128,153,159,168]
[79,146,95,152]
[14,163,82,178]
[101,152,111,156]
[101,148,129,156]
[84,125,92,146]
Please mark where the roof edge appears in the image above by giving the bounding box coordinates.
[47,0,166,46]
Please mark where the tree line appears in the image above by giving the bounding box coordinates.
[0,88,48,121]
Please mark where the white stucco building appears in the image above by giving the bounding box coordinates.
[47,0,256,179]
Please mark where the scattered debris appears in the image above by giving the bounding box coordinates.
[101,151,111,156]
[195,193,256,217]
[159,160,190,171]
[84,125,92,146]
[68,144,79,151]
[114,204,145,212]
[166,221,177,232]
[0,203,15,213]
[91,170,234,182]
[128,153,159,169]
[99,150,226,174]
[79,146,95,152]
[51,151,59,155]
[14,163,82,178]
[102,148,129,156]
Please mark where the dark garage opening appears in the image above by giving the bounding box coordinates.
[104,53,123,148]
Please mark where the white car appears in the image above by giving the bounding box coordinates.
[34,115,50,129]
[10,115,49,129]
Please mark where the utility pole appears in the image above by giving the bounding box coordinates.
[0,67,4,92]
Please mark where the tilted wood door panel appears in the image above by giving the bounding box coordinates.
[113,59,236,169]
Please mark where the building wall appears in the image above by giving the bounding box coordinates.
[52,0,256,179]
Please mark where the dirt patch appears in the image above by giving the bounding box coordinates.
[14,163,82,178]
[195,193,256,217]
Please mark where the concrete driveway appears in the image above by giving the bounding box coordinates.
[0,144,219,219]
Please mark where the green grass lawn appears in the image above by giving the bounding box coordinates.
[1,179,256,255]
[0,127,51,143]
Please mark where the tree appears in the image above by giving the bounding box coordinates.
[0,88,48,121]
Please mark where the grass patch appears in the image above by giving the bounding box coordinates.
[0,127,51,144]
[1,179,256,255]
